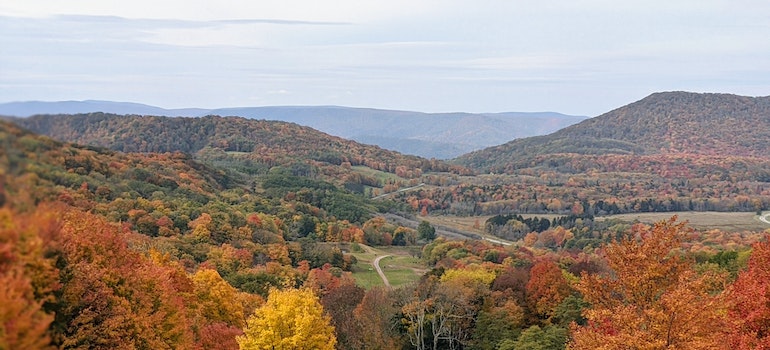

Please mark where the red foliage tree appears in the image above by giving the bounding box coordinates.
[726,239,770,348]
[525,259,571,319]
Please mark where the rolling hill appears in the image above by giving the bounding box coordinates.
[10,113,470,198]
[455,92,770,172]
[0,100,587,159]
[0,113,435,229]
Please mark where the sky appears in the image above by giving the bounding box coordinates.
[1,1,769,116]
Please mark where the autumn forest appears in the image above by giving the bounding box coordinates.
[3,91,770,349]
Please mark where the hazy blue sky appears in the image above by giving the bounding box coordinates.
[2,1,769,116]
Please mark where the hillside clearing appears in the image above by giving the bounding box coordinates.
[597,211,769,232]
[349,245,425,289]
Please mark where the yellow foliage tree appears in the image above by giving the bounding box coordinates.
[440,266,497,288]
[191,269,246,328]
[238,288,336,350]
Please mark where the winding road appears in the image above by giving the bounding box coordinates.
[373,254,392,287]
[372,183,426,199]
[482,237,512,246]
[760,212,770,225]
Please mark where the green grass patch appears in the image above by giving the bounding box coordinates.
[378,255,425,287]
[351,165,406,183]
[351,266,384,289]
[349,248,382,289]
[384,268,421,286]
[349,245,427,289]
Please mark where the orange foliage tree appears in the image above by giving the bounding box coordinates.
[570,218,728,349]
[350,287,403,349]
[0,208,59,350]
[55,208,196,349]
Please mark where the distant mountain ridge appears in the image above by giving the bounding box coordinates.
[0,100,587,159]
[455,91,770,172]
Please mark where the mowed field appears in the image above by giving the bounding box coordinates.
[425,211,770,235]
[598,211,769,232]
[349,245,426,289]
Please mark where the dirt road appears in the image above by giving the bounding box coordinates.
[373,254,392,287]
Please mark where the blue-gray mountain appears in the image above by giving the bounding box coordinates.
[0,101,587,159]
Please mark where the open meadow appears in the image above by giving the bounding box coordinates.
[349,245,426,288]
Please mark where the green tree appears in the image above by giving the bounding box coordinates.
[512,325,568,350]
[417,220,436,241]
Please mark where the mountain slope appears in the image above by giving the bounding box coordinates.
[0,119,233,209]
[11,113,469,178]
[456,92,770,172]
[0,115,410,227]
[0,101,587,158]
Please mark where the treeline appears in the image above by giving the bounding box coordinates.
[485,214,592,239]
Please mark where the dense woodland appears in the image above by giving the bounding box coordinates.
[457,92,770,169]
[403,155,770,216]
[13,113,469,177]
[412,93,770,217]
[3,91,770,349]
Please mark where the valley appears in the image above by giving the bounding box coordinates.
[2,91,770,349]
[0,101,587,159]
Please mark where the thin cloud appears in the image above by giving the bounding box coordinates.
[0,2,769,115]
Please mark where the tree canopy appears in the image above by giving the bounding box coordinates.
[238,288,336,350]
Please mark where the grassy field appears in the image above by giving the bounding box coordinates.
[597,211,769,232]
[349,245,425,289]
[425,211,769,235]
[349,247,383,289]
[350,264,384,289]
[351,165,406,184]
[422,215,489,235]
[424,214,566,235]
[377,254,427,286]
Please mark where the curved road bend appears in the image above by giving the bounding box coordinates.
[372,183,425,200]
[373,254,392,287]
[760,212,770,225]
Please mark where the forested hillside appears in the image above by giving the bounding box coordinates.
[4,97,770,349]
[14,113,467,175]
[0,118,433,348]
[457,92,770,171]
[392,92,770,218]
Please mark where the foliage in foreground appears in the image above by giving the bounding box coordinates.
[570,218,728,349]
[238,288,335,350]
